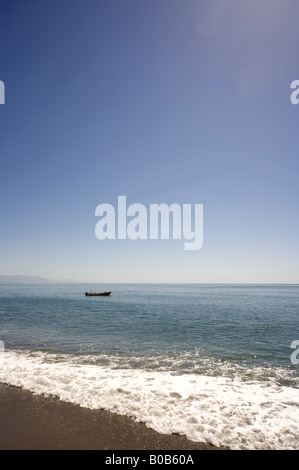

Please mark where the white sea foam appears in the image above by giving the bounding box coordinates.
[0,350,298,450]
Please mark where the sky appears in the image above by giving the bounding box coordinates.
[0,0,299,284]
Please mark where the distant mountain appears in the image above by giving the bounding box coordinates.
[0,275,76,284]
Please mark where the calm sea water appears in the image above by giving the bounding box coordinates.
[0,283,298,449]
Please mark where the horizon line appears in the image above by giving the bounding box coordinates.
[0,275,298,286]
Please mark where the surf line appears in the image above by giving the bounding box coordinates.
[95,196,203,251]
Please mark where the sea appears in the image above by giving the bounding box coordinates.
[0,283,298,450]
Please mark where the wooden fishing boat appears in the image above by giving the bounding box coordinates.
[85,291,111,296]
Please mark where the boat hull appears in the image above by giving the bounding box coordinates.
[85,291,111,296]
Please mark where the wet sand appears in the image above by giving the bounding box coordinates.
[0,383,226,450]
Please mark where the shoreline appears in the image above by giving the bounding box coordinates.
[0,383,227,450]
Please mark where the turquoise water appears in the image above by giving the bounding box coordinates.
[0,283,298,449]
[0,283,298,370]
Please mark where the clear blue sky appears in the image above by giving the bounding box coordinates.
[0,0,299,283]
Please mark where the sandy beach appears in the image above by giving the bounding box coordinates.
[0,383,226,450]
